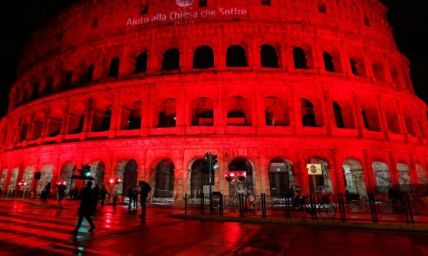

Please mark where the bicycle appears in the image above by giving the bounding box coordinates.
[316,194,336,219]
[290,194,336,219]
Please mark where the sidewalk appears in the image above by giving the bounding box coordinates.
[3,197,428,233]
[170,213,428,233]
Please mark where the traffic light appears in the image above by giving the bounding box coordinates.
[81,164,92,178]
[204,152,218,171]
[211,154,218,170]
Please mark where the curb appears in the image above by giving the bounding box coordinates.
[170,214,428,233]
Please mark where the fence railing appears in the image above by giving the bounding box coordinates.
[184,189,428,224]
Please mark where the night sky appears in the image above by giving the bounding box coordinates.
[0,1,427,117]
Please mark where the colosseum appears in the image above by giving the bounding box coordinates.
[0,0,427,203]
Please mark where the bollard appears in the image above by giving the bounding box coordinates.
[184,193,188,215]
[209,192,213,216]
[219,193,224,216]
[337,193,346,222]
[200,191,205,215]
[285,195,292,219]
[402,192,414,224]
[309,194,317,220]
[368,193,378,223]
[239,193,244,218]
[261,193,267,218]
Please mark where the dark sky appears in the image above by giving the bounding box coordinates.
[0,1,427,117]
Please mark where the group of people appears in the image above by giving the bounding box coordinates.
[127,181,152,216]
[71,180,151,235]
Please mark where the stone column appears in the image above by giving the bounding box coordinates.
[352,93,364,137]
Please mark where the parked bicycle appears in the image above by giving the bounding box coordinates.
[290,193,336,219]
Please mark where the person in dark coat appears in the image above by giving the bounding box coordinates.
[128,187,136,213]
[71,181,96,235]
[57,184,66,207]
[99,185,108,207]
[42,182,51,201]
[138,180,151,220]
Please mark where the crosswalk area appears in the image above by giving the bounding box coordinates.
[0,200,151,255]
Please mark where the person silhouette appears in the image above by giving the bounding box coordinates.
[71,181,96,235]
[138,180,151,220]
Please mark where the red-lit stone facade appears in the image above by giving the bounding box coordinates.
[0,0,427,202]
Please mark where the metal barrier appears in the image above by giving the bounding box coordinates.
[182,188,428,225]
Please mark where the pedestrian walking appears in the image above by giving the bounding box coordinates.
[138,180,151,220]
[71,181,96,235]
[41,182,51,201]
[128,187,136,213]
[99,185,108,207]
[57,183,66,207]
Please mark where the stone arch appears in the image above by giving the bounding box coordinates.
[18,116,31,142]
[36,165,54,194]
[361,102,381,132]
[264,96,289,126]
[108,57,120,77]
[21,166,34,192]
[193,45,214,69]
[47,107,64,137]
[86,64,95,82]
[8,168,19,192]
[0,168,8,191]
[323,51,335,72]
[30,111,46,140]
[349,54,367,77]
[301,98,323,127]
[121,159,138,196]
[397,162,411,191]
[416,164,427,185]
[293,47,311,69]
[385,105,401,134]
[92,101,112,132]
[152,159,175,203]
[372,62,386,82]
[372,161,391,193]
[162,48,180,71]
[135,52,148,74]
[121,100,142,130]
[227,96,251,126]
[189,158,211,198]
[60,162,76,192]
[268,157,294,199]
[158,98,176,128]
[226,45,247,67]
[306,157,333,193]
[342,158,367,198]
[260,44,279,68]
[68,102,86,134]
[192,97,214,126]
[332,101,354,129]
[228,157,255,196]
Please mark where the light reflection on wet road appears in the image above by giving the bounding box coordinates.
[0,200,427,256]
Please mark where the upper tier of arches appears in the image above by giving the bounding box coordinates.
[10,37,414,112]
[17,0,392,79]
